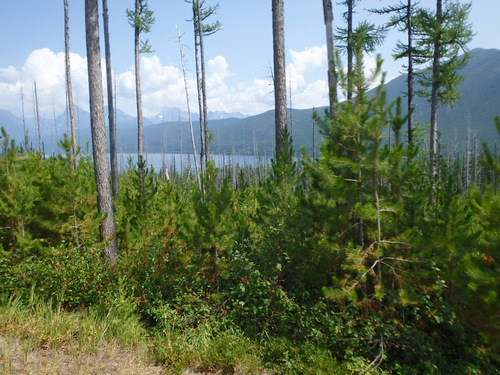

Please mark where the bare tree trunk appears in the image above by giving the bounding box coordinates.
[407,0,414,144]
[20,80,29,151]
[64,0,78,168]
[323,0,337,113]
[272,0,287,155]
[312,109,316,159]
[347,0,354,102]
[85,0,118,263]
[102,0,118,201]
[34,80,42,154]
[196,2,210,168]
[192,1,205,172]
[133,0,146,212]
[429,0,441,179]
[134,0,144,161]
[177,25,201,189]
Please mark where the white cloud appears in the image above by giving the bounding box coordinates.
[289,45,326,76]
[119,55,189,117]
[0,49,91,121]
[286,45,329,109]
[0,45,337,120]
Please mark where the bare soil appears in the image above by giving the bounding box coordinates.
[0,334,165,375]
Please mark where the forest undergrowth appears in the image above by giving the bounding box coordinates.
[1,56,499,373]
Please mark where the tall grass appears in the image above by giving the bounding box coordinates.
[0,287,146,354]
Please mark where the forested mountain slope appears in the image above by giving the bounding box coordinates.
[2,48,499,156]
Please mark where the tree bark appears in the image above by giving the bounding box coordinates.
[407,0,414,144]
[192,1,205,172]
[64,0,78,167]
[347,0,353,101]
[34,81,42,154]
[196,1,209,168]
[85,0,118,263]
[272,0,287,155]
[134,0,146,212]
[134,0,144,161]
[322,0,337,113]
[102,0,118,201]
[177,26,201,189]
[430,0,441,177]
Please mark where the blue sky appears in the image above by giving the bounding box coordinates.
[1,0,498,120]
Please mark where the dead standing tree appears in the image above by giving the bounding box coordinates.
[85,0,119,263]
[126,0,154,213]
[187,0,221,172]
[63,0,78,167]
[102,0,118,201]
[322,0,337,113]
[272,0,287,156]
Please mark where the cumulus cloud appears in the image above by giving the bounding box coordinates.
[286,45,329,109]
[0,48,91,121]
[0,45,337,120]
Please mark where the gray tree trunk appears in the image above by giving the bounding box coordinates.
[347,0,353,101]
[20,81,29,150]
[322,0,337,113]
[133,0,146,212]
[102,0,118,201]
[177,26,201,189]
[192,1,205,172]
[196,2,209,168]
[34,80,42,154]
[430,0,441,177]
[272,0,287,155]
[85,0,118,263]
[134,0,144,161]
[407,0,414,144]
[64,0,78,167]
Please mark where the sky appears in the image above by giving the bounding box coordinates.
[0,0,499,121]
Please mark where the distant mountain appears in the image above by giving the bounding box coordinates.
[0,109,24,140]
[1,48,499,156]
[382,48,500,152]
[136,48,500,155]
[147,107,247,124]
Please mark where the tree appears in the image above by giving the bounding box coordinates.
[428,0,443,178]
[371,0,418,144]
[102,0,118,201]
[63,0,78,167]
[177,26,202,189]
[322,0,337,113]
[187,0,221,172]
[126,0,154,212]
[337,1,385,101]
[338,0,357,101]
[413,0,473,176]
[85,0,118,262]
[272,0,288,157]
[33,80,42,154]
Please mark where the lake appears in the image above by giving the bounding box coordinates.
[116,153,272,173]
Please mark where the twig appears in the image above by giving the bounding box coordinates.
[347,256,418,293]
[360,333,384,374]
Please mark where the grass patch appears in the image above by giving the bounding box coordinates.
[0,290,391,374]
[0,290,159,374]
[0,288,146,353]
[151,321,265,374]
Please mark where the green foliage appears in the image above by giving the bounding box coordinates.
[152,319,263,374]
[126,0,155,54]
[413,1,474,106]
[1,68,499,373]
[187,0,222,38]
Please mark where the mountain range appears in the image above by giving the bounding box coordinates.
[1,48,499,156]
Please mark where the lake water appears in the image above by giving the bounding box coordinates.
[117,153,272,173]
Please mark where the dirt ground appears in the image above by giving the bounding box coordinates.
[0,334,165,375]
